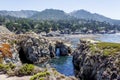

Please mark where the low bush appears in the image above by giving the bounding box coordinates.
[30,71,50,80]
[17,64,34,76]
[0,63,15,73]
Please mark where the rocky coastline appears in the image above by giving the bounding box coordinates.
[0,28,120,80]
[0,31,76,80]
[73,39,120,80]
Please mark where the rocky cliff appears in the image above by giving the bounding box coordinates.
[73,39,120,80]
[0,32,72,64]
[0,28,76,80]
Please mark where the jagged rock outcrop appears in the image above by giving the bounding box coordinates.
[0,32,71,64]
[49,43,55,58]
[73,39,120,80]
[55,41,72,56]
[19,36,51,63]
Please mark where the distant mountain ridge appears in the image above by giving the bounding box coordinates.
[0,10,38,18]
[31,9,73,20]
[0,9,120,25]
[69,9,120,25]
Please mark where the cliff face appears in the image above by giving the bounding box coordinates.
[73,39,120,80]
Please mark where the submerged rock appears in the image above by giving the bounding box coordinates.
[73,39,120,80]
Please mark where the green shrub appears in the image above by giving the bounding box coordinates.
[7,69,15,76]
[0,63,15,73]
[7,63,16,70]
[0,64,9,72]
[30,71,50,80]
[18,64,34,76]
[90,42,120,56]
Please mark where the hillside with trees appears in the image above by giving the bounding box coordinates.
[0,15,119,34]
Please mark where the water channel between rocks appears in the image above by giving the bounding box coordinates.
[39,34,120,76]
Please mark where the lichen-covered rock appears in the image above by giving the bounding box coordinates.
[0,43,20,64]
[73,39,120,80]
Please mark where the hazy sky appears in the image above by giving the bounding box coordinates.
[0,0,120,19]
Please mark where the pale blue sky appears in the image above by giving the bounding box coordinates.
[0,0,120,19]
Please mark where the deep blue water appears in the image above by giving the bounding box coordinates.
[50,56,74,76]
[49,34,120,76]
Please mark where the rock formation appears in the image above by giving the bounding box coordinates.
[73,39,120,80]
[0,31,72,64]
[19,36,51,63]
[55,41,72,56]
[0,29,76,80]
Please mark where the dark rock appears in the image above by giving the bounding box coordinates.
[49,43,55,58]
[73,39,120,80]
[19,36,50,63]
[55,41,71,56]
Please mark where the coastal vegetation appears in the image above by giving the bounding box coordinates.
[30,71,50,80]
[73,39,120,80]
[90,42,120,56]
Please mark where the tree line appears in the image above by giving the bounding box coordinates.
[0,15,120,34]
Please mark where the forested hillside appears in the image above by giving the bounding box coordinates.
[0,15,119,34]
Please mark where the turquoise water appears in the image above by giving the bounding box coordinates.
[49,34,120,76]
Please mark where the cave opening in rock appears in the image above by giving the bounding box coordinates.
[19,47,33,64]
[56,48,60,56]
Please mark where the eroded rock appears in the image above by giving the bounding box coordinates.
[55,41,72,56]
[19,36,51,63]
[73,39,120,80]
